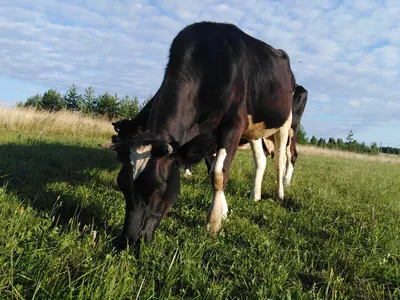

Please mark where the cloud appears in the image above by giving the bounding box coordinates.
[0,0,399,146]
[17,87,42,93]
[349,99,361,107]
[312,93,330,103]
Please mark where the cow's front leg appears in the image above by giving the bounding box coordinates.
[206,126,243,236]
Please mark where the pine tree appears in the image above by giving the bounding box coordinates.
[96,92,118,120]
[296,124,308,144]
[310,135,318,145]
[370,142,379,154]
[24,94,43,109]
[318,138,327,147]
[83,86,96,114]
[119,95,140,119]
[42,89,65,111]
[346,129,354,144]
[140,94,153,110]
[64,84,82,111]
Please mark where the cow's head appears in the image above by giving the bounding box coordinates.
[101,132,216,245]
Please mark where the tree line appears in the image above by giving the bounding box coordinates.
[15,83,399,155]
[15,84,151,121]
[297,127,399,155]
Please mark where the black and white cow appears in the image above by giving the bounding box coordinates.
[113,85,307,188]
[101,21,296,245]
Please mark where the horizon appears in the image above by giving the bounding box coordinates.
[1,0,399,148]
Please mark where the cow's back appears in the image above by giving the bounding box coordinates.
[148,21,295,143]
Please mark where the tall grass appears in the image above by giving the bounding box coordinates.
[298,145,400,164]
[0,107,114,138]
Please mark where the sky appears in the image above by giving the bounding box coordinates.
[0,0,399,147]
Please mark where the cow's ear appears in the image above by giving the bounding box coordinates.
[151,140,174,158]
[177,134,217,166]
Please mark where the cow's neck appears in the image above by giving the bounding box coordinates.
[146,80,212,145]
[147,112,202,145]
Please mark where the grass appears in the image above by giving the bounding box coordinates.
[0,108,399,299]
[298,145,400,164]
[0,107,114,138]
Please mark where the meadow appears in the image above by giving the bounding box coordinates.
[0,107,399,299]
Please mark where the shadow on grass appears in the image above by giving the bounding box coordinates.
[0,139,120,230]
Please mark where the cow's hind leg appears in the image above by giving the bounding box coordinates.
[207,122,244,236]
[273,112,292,201]
[284,136,295,186]
[184,165,193,177]
[249,138,267,201]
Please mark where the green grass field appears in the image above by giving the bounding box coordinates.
[1,108,399,299]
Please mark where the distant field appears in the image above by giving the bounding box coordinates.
[298,145,400,164]
[1,108,399,299]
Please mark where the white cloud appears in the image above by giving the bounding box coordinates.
[349,99,361,107]
[17,87,41,93]
[312,93,330,103]
[0,0,399,146]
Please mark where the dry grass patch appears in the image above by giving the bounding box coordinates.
[298,145,400,164]
[0,107,114,138]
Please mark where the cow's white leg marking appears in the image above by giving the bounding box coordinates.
[207,148,228,236]
[184,168,192,177]
[129,144,152,180]
[285,161,294,186]
[249,139,266,201]
[273,111,292,201]
[284,129,295,186]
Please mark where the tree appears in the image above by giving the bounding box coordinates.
[310,135,318,145]
[346,129,354,144]
[328,137,336,148]
[96,92,118,120]
[318,138,327,147]
[296,124,308,144]
[23,94,43,109]
[337,138,344,149]
[42,89,65,111]
[370,142,379,154]
[64,83,83,111]
[83,86,96,114]
[140,94,153,110]
[119,95,140,119]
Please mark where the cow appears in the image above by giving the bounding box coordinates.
[101,21,296,245]
[112,86,307,188]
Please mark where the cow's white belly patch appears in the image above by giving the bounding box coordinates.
[242,115,278,140]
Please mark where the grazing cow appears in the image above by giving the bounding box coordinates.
[101,21,295,245]
[111,93,196,175]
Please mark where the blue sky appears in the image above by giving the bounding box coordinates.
[0,0,399,147]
